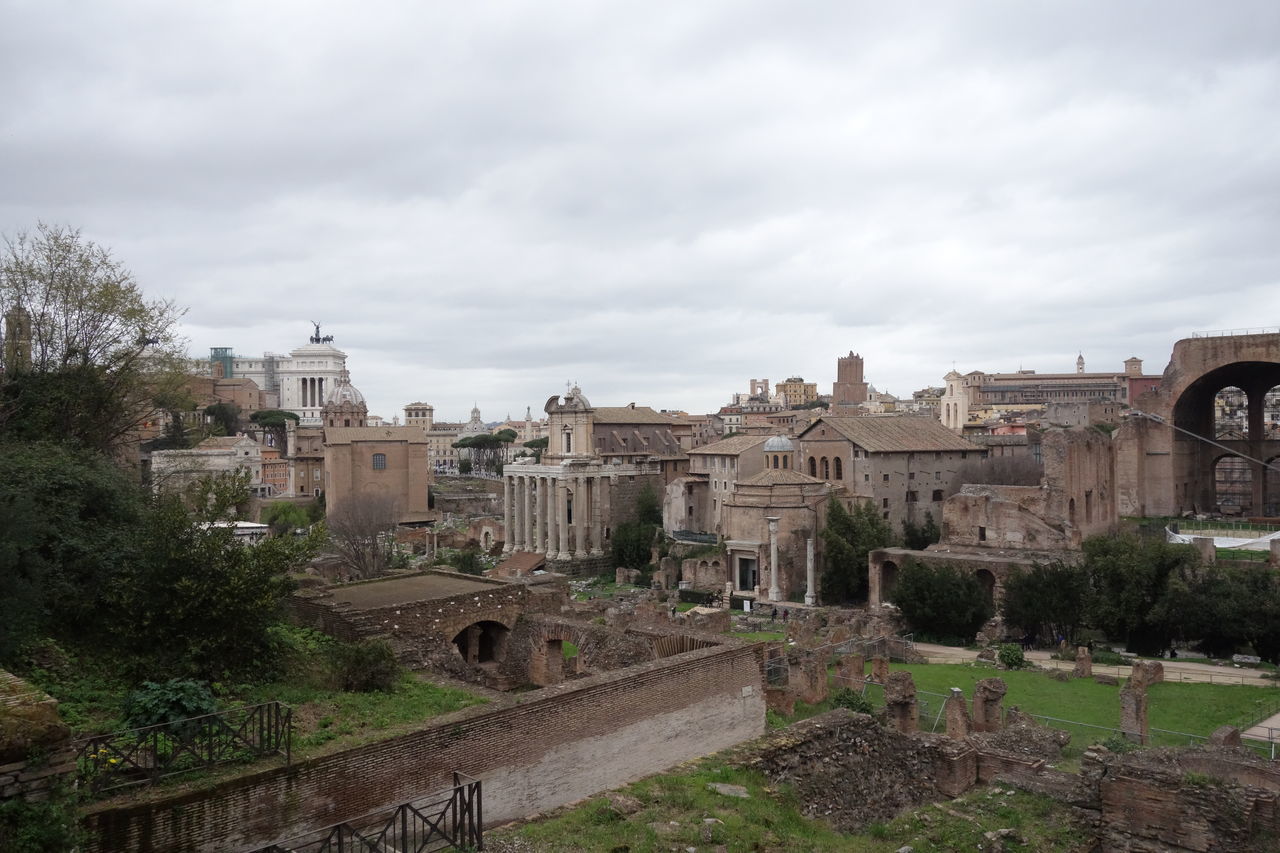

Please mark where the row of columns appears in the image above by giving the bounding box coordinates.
[300,377,326,408]
[503,472,610,560]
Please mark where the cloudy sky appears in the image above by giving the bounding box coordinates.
[3,1,1279,422]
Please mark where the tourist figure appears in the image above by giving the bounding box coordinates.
[782,608,789,623]
[770,605,778,622]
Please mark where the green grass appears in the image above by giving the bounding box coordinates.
[868,663,1280,753]
[491,756,1090,852]
[730,630,787,642]
[675,601,699,612]
[562,641,579,659]
[240,674,484,753]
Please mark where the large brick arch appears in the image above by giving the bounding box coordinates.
[1117,333,1280,517]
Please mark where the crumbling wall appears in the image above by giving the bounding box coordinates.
[736,710,976,831]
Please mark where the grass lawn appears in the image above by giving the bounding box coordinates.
[490,756,1089,852]
[865,663,1280,753]
[675,601,699,612]
[240,674,484,753]
[562,640,579,659]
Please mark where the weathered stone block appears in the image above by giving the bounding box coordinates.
[1072,646,1093,678]
[972,677,1007,732]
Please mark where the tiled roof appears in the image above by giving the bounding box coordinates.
[737,469,827,487]
[688,435,769,456]
[197,435,254,449]
[801,416,979,453]
[324,426,427,444]
[592,405,676,425]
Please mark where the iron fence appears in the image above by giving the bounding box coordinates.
[255,772,483,853]
[74,701,291,795]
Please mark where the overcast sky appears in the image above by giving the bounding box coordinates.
[3,2,1279,422]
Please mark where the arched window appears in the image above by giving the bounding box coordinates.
[821,457,830,479]
[782,456,789,469]
[834,457,843,479]
[772,454,780,468]
[808,456,817,477]
[372,453,387,470]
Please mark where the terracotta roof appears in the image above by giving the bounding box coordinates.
[324,426,427,445]
[737,469,827,487]
[801,416,978,453]
[592,405,675,425]
[688,435,769,456]
[494,551,546,576]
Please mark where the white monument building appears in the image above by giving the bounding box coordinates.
[208,323,349,426]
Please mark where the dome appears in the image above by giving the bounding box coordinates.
[324,368,365,407]
[763,435,794,452]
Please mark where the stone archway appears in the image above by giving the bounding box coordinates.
[452,620,510,666]
[975,568,996,607]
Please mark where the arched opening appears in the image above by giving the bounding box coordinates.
[975,569,996,606]
[821,457,830,479]
[881,560,899,602]
[1068,497,1076,524]
[782,456,789,469]
[808,456,817,477]
[834,457,843,480]
[1214,386,1248,439]
[482,530,493,549]
[1215,455,1252,515]
[452,620,510,666]
[772,454,780,469]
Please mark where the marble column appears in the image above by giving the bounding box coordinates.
[590,476,604,556]
[557,478,572,560]
[767,516,781,602]
[503,476,514,553]
[574,475,588,557]
[532,471,542,550]
[804,535,816,606]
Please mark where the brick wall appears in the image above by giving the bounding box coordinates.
[80,644,765,852]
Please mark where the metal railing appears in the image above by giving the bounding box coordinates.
[255,772,484,852]
[1191,327,1280,338]
[74,701,292,795]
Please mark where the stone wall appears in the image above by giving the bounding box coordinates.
[0,670,74,803]
[80,644,766,853]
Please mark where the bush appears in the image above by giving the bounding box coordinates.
[830,687,874,714]
[1100,734,1139,754]
[997,644,1027,670]
[122,679,218,735]
[328,639,401,692]
[0,785,83,852]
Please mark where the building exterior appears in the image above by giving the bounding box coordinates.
[721,468,831,603]
[832,352,870,406]
[502,387,665,575]
[940,356,1162,432]
[775,377,819,407]
[323,426,432,524]
[207,325,351,426]
[151,434,266,495]
[797,415,982,530]
[668,434,770,534]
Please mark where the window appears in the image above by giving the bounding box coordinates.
[907,472,914,480]
[864,473,870,482]
[782,456,789,469]
[978,526,987,542]
[906,491,918,502]
[834,457,843,479]
[821,457,830,479]
[809,457,817,477]
[882,498,889,508]
[883,473,890,483]
[932,489,944,502]
[372,453,387,470]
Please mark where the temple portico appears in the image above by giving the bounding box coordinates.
[503,461,620,560]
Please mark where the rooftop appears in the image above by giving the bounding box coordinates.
[324,426,427,444]
[592,405,677,425]
[689,434,770,456]
[328,572,502,609]
[803,416,979,453]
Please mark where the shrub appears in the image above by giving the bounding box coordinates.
[1100,735,1138,754]
[328,639,401,692]
[0,784,84,852]
[998,644,1027,670]
[122,679,218,735]
[830,687,874,714]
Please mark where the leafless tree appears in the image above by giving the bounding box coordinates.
[326,493,400,578]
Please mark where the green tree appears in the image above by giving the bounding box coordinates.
[203,402,241,437]
[108,495,314,680]
[635,484,662,526]
[0,441,144,660]
[891,558,993,642]
[1001,560,1089,645]
[820,500,894,604]
[0,223,186,451]
[901,511,941,550]
[249,408,299,452]
[610,521,655,571]
[1083,534,1200,656]
[261,501,312,537]
[523,436,548,462]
